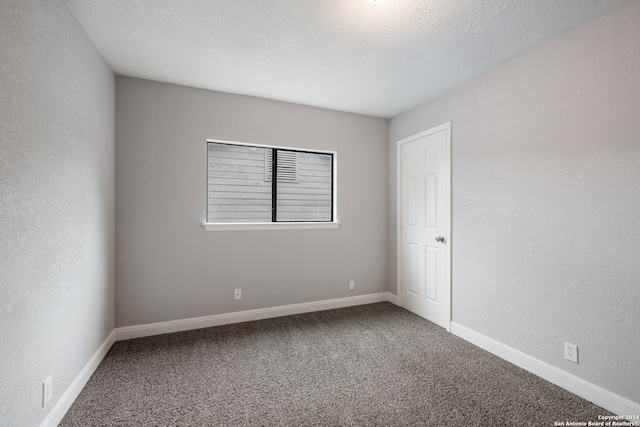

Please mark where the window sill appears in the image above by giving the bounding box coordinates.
[202,222,340,231]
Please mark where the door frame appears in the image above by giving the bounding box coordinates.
[396,121,452,331]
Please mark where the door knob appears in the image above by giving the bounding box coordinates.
[435,236,446,243]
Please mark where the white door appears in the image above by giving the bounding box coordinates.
[398,122,451,330]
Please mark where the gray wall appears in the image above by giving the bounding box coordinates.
[388,2,640,403]
[115,77,388,327]
[0,0,115,425]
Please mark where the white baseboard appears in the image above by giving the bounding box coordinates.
[115,292,396,341]
[40,330,116,427]
[451,322,640,419]
[386,291,399,306]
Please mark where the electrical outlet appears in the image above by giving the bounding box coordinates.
[42,375,52,407]
[348,280,355,291]
[234,288,241,300]
[564,342,578,363]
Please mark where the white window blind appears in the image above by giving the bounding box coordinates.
[265,150,298,182]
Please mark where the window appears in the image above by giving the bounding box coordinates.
[205,140,336,229]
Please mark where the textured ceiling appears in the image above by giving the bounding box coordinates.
[64,0,629,118]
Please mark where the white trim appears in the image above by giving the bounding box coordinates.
[451,322,640,419]
[206,138,336,156]
[396,135,402,305]
[386,291,399,306]
[396,122,452,331]
[39,330,116,427]
[203,221,340,231]
[115,292,395,341]
[332,153,338,222]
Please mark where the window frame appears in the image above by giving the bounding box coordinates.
[203,139,339,231]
